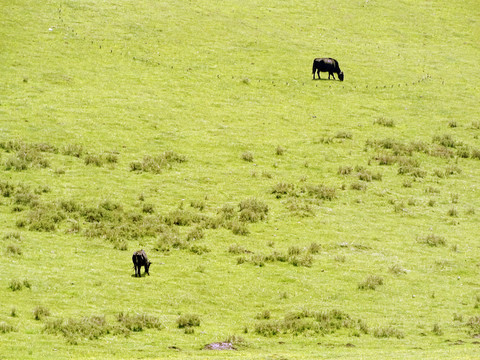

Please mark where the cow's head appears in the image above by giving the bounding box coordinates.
[145,260,152,275]
[338,71,344,81]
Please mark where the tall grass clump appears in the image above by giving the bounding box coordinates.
[44,316,110,344]
[419,234,447,247]
[358,275,384,290]
[373,326,405,339]
[241,151,254,162]
[239,198,268,223]
[130,151,186,173]
[0,322,16,333]
[116,312,163,332]
[254,309,367,337]
[33,306,51,320]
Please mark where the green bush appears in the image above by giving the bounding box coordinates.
[177,314,201,328]
[116,312,162,332]
[373,326,405,339]
[358,275,384,290]
[0,322,16,333]
[239,198,268,222]
[33,306,51,320]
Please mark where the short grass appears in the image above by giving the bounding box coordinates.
[1,0,479,358]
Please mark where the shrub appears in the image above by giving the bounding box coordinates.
[377,154,397,165]
[350,182,367,191]
[308,242,321,254]
[433,134,457,148]
[116,312,162,332]
[358,275,384,290]
[338,166,353,175]
[238,198,268,222]
[255,310,271,320]
[0,322,16,333]
[6,244,22,256]
[306,184,336,200]
[254,321,281,337]
[271,182,295,198]
[9,279,23,291]
[389,264,407,275]
[432,323,443,336]
[130,151,186,173]
[44,316,110,344]
[373,326,405,339]
[62,144,84,157]
[177,314,201,328]
[335,131,353,139]
[420,234,446,247]
[374,117,395,127]
[190,245,210,255]
[471,148,480,160]
[84,154,104,166]
[33,306,51,320]
[289,253,313,267]
[218,204,236,220]
[288,246,301,256]
[141,203,155,214]
[228,244,251,254]
[241,150,254,162]
[467,316,480,334]
[190,199,205,211]
[276,145,286,155]
[447,207,458,217]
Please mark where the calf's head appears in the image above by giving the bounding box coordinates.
[145,260,152,275]
[338,71,344,81]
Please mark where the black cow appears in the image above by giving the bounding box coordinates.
[132,249,151,277]
[312,58,344,81]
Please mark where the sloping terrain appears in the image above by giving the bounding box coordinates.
[1,0,479,358]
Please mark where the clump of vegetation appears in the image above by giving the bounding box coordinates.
[433,134,458,148]
[33,306,51,320]
[238,197,268,223]
[254,309,368,337]
[241,151,254,162]
[373,326,405,339]
[432,323,443,336]
[6,243,22,256]
[44,316,111,344]
[0,322,16,334]
[358,275,384,290]
[62,144,84,158]
[116,312,163,332]
[2,140,53,171]
[255,310,271,320]
[130,151,186,173]
[389,264,407,275]
[177,314,201,333]
[9,279,31,291]
[276,145,286,155]
[419,234,447,247]
[306,184,336,200]
[467,316,480,335]
[335,131,353,140]
[374,117,395,127]
[237,247,315,268]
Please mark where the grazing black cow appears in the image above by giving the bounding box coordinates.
[312,58,344,81]
[132,249,151,277]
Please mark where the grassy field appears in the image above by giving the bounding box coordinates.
[1,0,480,358]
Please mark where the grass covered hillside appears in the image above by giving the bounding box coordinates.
[1,0,479,358]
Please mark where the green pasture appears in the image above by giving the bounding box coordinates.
[1,0,479,358]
